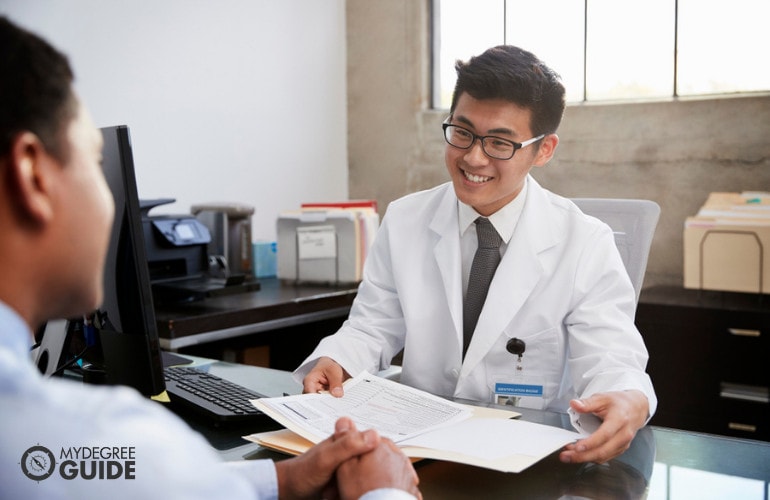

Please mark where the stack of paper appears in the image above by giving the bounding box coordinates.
[245,373,581,473]
[276,200,379,284]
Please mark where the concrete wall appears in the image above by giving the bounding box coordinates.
[346,0,770,288]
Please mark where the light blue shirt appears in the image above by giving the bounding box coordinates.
[0,301,413,500]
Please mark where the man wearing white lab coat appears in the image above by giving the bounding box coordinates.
[295,45,656,465]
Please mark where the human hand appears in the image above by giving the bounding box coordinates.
[274,417,380,500]
[336,437,421,500]
[302,356,349,397]
[559,390,649,464]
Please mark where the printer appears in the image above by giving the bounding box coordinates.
[141,199,259,304]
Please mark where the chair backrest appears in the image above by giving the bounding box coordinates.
[572,198,661,303]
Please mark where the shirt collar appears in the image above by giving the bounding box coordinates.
[457,176,528,244]
[0,300,35,358]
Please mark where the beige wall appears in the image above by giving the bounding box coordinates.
[346,0,770,288]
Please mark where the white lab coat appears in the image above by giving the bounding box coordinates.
[295,177,657,415]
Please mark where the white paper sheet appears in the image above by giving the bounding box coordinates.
[254,372,472,442]
[401,417,579,460]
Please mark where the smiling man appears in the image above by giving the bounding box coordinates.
[296,45,656,465]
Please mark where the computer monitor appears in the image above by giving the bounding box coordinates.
[92,125,166,397]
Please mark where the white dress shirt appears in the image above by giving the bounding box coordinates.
[458,177,527,298]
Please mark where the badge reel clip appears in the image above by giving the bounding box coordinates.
[506,337,526,374]
[502,337,527,406]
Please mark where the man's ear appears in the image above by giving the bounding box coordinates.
[532,133,559,168]
[6,132,56,225]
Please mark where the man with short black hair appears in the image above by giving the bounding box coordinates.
[298,45,656,465]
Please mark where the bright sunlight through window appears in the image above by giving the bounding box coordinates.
[433,0,770,108]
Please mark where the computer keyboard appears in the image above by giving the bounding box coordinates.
[164,366,267,423]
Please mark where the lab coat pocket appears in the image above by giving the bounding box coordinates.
[487,325,563,410]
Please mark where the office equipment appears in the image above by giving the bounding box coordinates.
[88,125,166,396]
[31,319,72,376]
[277,204,379,284]
[88,126,269,423]
[143,199,259,304]
[572,198,660,303]
[684,191,770,294]
[164,366,266,423]
[191,202,257,279]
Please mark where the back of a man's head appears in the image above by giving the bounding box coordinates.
[0,16,76,162]
[450,45,566,137]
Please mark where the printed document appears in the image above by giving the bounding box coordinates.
[248,372,581,473]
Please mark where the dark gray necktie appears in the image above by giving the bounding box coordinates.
[463,217,502,358]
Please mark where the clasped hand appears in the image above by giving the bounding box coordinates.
[275,416,421,500]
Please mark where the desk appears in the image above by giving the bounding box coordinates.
[155,278,357,369]
[184,359,770,499]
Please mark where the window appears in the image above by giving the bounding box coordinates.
[433,0,770,108]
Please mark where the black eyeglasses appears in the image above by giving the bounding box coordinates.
[442,123,545,160]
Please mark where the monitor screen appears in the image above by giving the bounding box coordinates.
[94,125,166,397]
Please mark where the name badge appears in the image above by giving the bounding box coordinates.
[494,382,545,409]
[495,383,543,397]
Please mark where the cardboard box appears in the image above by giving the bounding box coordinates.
[683,192,770,294]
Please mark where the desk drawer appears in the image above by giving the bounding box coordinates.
[715,312,770,385]
[716,394,770,441]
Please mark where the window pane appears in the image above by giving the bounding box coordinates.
[586,0,673,100]
[433,0,504,109]
[504,0,585,103]
[678,0,770,95]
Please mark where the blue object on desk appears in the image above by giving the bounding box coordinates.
[253,241,277,278]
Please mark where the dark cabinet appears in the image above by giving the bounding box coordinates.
[636,286,770,441]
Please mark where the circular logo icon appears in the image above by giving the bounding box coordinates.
[20,445,56,481]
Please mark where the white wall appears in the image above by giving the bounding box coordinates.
[0,0,348,241]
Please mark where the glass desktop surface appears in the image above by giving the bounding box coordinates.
[413,401,770,499]
[180,359,770,498]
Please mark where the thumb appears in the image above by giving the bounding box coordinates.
[570,396,595,413]
[325,370,345,397]
[329,380,344,397]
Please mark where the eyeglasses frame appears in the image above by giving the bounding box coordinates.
[442,122,545,160]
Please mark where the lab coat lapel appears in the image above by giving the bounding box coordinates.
[461,179,559,375]
[429,186,464,352]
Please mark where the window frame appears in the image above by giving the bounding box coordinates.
[431,0,769,108]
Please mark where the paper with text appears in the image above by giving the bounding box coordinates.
[253,372,472,443]
[249,373,583,473]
